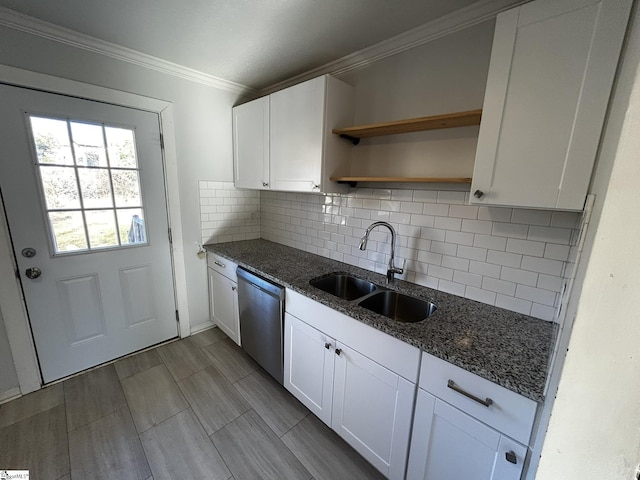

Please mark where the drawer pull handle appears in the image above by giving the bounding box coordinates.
[324,342,331,350]
[335,348,342,356]
[505,450,517,464]
[214,261,226,268]
[447,379,493,408]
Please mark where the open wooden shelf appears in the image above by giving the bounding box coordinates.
[330,176,472,186]
[332,109,482,143]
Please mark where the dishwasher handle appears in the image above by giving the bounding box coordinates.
[236,267,285,300]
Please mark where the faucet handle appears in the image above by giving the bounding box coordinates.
[392,258,406,274]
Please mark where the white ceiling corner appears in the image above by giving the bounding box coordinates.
[0,6,257,96]
[0,0,526,97]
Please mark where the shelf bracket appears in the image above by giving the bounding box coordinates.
[339,134,360,145]
[336,180,358,187]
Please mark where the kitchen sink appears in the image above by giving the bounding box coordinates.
[358,291,437,323]
[309,273,377,300]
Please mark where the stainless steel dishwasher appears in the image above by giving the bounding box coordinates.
[236,267,285,384]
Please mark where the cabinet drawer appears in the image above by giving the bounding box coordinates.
[207,253,238,282]
[419,353,537,445]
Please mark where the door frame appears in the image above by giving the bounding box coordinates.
[0,64,190,394]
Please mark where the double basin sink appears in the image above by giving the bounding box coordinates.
[309,273,437,323]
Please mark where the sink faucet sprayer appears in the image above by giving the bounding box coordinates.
[359,221,404,284]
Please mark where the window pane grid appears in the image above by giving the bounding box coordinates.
[29,115,147,254]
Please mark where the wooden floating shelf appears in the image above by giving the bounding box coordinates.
[331,176,472,185]
[332,109,482,141]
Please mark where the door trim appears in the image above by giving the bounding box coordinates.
[0,64,190,394]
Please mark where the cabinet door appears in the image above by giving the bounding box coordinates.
[332,342,415,480]
[233,96,270,189]
[407,389,527,480]
[270,76,325,192]
[283,313,335,426]
[208,268,240,345]
[471,0,632,210]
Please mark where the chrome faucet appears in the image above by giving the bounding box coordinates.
[359,221,404,284]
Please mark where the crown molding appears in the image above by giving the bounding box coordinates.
[261,0,528,95]
[0,6,257,96]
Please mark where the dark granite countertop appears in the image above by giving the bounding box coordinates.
[205,239,556,402]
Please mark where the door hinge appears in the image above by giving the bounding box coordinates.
[175,309,180,323]
[159,133,165,150]
[15,268,20,279]
[168,228,172,244]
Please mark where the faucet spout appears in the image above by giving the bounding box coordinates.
[359,221,404,283]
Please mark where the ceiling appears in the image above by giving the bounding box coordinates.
[0,0,498,90]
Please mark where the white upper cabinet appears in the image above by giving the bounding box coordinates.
[270,75,354,193]
[233,96,270,189]
[471,0,632,210]
[233,74,354,193]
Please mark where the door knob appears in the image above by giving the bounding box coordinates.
[25,267,42,279]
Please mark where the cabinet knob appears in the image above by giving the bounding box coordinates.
[335,348,342,356]
[312,184,320,190]
[324,342,331,349]
[505,451,517,464]
[231,286,237,291]
[262,182,268,187]
[473,189,484,199]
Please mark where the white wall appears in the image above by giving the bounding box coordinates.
[0,25,242,333]
[0,307,19,401]
[536,6,640,478]
[338,20,494,179]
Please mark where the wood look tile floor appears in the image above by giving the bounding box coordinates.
[0,327,385,480]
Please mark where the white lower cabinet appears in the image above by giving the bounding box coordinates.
[331,341,416,479]
[207,254,240,345]
[284,305,418,480]
[407,389,527,480]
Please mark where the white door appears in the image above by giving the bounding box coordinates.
[208,268,240,345]
[331,342,415,480]
[0,85,178,383]
[233,96,270,190]
[406,389,527,480]
[283,313,335,426]
[269,76,324,192]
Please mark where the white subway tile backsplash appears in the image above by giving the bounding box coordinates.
[528,226,572,245]
[531,303,556,321]
[487,250,522,268]
[544,243,571,261]
[443,255,470,272]
[200,186,579,322]
[495,295,532,315]
[428,264,454,281]
[506,238,546,257]
[400,201,424,214]
[423,203,450,216]
[437,191,466,204]
[435,217,462,231]
[511,209,551,226]
[550,211,581,228]
[465,287,496,304]
[473,234,507,251]
[457,245,488,262]
[491,222,529,239]
[411,214,435,227]
[445,230,475,246]
[438,280,467,296]
[515,284,556,306]
[461,219,493,235]
[478,206,513,222]
[482,277,517,296]
[453,270,482,288]
[430,241,458,256]
[449,205,478,219]
[469,260,502,279]
[521,255,564,276]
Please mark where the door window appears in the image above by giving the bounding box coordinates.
[29,115,148,253]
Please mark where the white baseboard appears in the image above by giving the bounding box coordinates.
[0,386,21,405]
[190,320,216,335]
